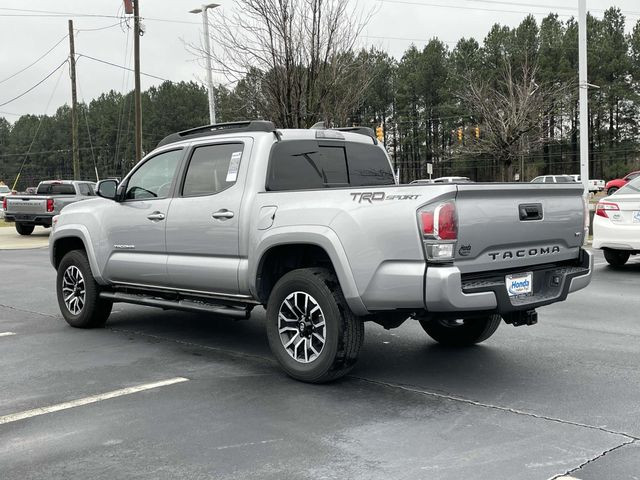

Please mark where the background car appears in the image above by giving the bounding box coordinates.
[432,176,472,183]
[605,170,640,196]
[530,174,577,184]
[409,179,435,184]
[0,183,13,219]
[593,175,640,266]
[569,174,605,193]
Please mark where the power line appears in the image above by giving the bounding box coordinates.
[0,60,68,108]
[0,7,200,24]
[0,34,68,85]
[76,22,123,32]
[76,53,168,82]
[376,0,640,18]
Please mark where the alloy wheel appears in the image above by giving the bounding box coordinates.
[277,291,326,363]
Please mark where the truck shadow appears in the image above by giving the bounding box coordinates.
[107,305,532,399]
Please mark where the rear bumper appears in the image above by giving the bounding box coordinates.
[4,214,53,227]
[425,249,593,314]
[593,216,640,250]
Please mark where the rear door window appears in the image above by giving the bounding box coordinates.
[182,143,244,197]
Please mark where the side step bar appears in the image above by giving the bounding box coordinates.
[99,292,252,319]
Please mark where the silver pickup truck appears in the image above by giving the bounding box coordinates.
[49,121,593,382]
[4,180,96,235]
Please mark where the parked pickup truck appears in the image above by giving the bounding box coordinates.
[49,121,593,383]
[4,180,96,235]
[569,174,605,193]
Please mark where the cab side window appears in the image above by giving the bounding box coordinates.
[182,143,244,197]
[78,183,94,196]
[125,149,183,200]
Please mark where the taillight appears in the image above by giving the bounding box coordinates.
[418,200,458,262]
[436,202,457,240]
[2,197,6,210]
[419,201,457,241]
[595,201,619,218]
[421,211,434,236]
[46,198,54,212]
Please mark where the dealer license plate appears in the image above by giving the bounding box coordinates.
[505,272,533,297]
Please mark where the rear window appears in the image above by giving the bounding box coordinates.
[616,176,640,195]
[37,183,76,195]
[267,140,394,191]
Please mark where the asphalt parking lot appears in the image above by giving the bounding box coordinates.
[1,233,639,479]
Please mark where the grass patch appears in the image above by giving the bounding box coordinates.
[0,218,11,227]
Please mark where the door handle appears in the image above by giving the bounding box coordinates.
[147,212,165,221]
[212,209,234,219]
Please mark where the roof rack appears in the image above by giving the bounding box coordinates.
[157,120,276,147]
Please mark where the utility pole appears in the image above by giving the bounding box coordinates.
[133,0,142,162]
[68,20,79,180]
[578,0,589,204]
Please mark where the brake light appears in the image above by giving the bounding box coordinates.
[437,202,457,240]
[46,198,54,212]
[418,200,458,262]
[2,197,6,210]
[596,201,619,218]
[420,202,457,241]
[421,211,434,235]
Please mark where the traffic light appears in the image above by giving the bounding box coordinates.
[457,128,463,142]
[475,126,480,139]
[376,125,384,142]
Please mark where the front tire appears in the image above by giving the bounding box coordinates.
[56,250,112,328]
[607,187,619,196]
[266,268,364,383]
[419,314,502,347]
[603,249,630,267]
[15,223,34,235]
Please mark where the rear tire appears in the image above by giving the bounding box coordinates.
[603,249,630,267]
[266,268,364,383]
[15,223,34,235]
[56,250,112,328]
[419,314,502,347]
[607,187,619,196]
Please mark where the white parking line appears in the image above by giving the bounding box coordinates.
[0,377,189,426]
[0,332,16,337]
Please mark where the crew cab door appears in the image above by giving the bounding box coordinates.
[102,148,184,286]
[165,140,251,294]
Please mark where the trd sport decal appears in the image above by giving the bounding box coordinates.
[350,192,421,203]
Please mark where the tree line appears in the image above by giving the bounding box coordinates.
[1,5,640,189]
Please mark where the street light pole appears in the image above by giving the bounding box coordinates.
[190,3,220,125]
[578,0,589,203]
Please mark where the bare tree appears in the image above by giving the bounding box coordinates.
[190,0,373,128]
[458,61,570,181]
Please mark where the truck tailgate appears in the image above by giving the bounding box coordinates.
[6,196,47,214]
[454,183,585,273]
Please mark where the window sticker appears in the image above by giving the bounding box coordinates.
[226,151,242,182]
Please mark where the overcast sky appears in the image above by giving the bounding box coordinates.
[1,0,639,121]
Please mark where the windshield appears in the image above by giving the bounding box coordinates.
[0,185,10,193]
[615,175,640,195]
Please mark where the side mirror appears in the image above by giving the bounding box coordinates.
[96,179,119,200]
